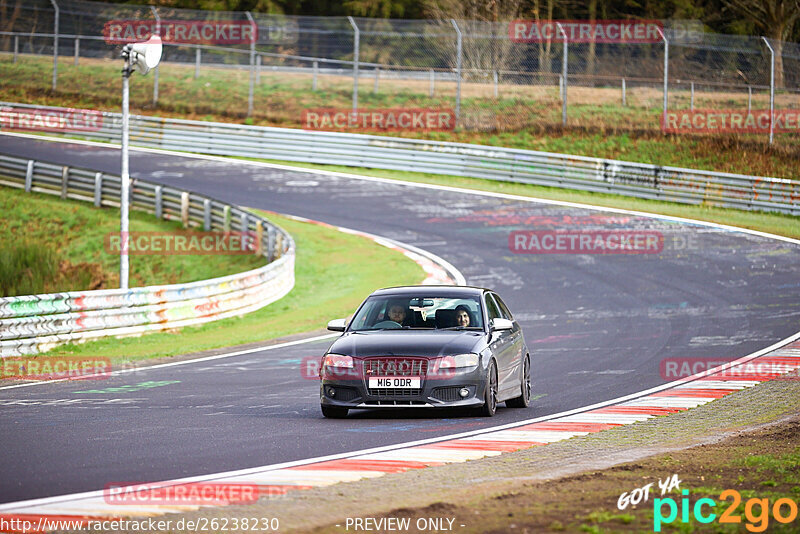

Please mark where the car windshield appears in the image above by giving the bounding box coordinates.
[349,295,484,331]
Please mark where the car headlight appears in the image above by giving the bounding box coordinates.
[437,353,480,370]
[323,354,354,368]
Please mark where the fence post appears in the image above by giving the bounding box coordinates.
[429,68,434,97]
[348,16,359,113]
[373,67,379,93]
[747,86,752,113]
[60,166,69,200]
[267,226,275,262]
[493,70,498,98]
[240,213,249,251]
[690,81,694,110]
[556,22,567,127]
[762,37,775,145]
[311,61,319,91]
[246,11,257,117]
[154,185,163,219]
[180,192,190,228]
[658,27,669,128]
[150,6,160,107]
[13,34,18,63]
[203,199,211,231]
[94,172,103,207]
[195,48,201,79]
[74,37,79,66]
[450,19,462,127]
[255,220,264,256]
[49,0,59,90]
[622,78,626,106]
[25,160,34,192]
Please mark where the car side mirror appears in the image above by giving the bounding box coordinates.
[327,318,347,332]
[491,318,513,332]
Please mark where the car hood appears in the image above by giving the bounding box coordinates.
[328,330,484,358]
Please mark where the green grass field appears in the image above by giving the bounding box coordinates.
[2,54,798,181]
[0,186,265,295]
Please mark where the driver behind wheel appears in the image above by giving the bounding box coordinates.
[387,302,410,325]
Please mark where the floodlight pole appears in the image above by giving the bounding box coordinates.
[120,57,132,289]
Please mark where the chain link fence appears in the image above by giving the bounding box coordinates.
[1,0,798,146]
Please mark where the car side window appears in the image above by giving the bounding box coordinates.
[492,294,514,321]
[485,294,502,321]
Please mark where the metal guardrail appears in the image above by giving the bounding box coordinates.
[0,152,295,357]
[2,101,797,215]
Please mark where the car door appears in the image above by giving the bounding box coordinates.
[485,293,516,398]
[492,293,525,396]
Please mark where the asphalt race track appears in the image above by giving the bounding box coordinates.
[1,135,799,504]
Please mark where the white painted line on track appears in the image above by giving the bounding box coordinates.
[0,333,338,391]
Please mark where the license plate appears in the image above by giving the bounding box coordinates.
[368,377,421,388]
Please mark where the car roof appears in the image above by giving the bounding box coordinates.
[370,285,488,298]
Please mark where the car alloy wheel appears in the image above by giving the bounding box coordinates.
[479,361,498,417]
[506,355,531,408]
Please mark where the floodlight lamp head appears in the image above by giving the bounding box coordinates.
[124,35,162,75]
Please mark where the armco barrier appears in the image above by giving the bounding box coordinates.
[1,101,797,215]
[0,153,295,357]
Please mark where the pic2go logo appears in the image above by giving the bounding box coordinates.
[654,490,799,532]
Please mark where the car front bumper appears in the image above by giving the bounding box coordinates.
[320,365,488,410]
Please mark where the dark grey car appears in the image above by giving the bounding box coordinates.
[319,286,531,418]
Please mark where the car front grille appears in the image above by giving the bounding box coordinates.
[367,388,422,397]
[364,357,428,377]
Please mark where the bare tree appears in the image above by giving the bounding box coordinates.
[423,0,525,77]
[723,0,800,87]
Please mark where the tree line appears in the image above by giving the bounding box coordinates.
[128,0,798,43]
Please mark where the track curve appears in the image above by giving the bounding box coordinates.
[1,134,799,504]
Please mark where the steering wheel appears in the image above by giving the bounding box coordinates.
[373,320,402,329]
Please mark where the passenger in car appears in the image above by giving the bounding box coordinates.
[455,305,472,327]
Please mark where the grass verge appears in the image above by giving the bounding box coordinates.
[0,185,264,295]
[30,209,425,367]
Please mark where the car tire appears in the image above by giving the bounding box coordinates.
[478,361,498,417]
[321,405,349,418]
[506,355,531,408]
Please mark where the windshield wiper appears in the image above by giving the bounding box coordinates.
[439,326,481,331]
